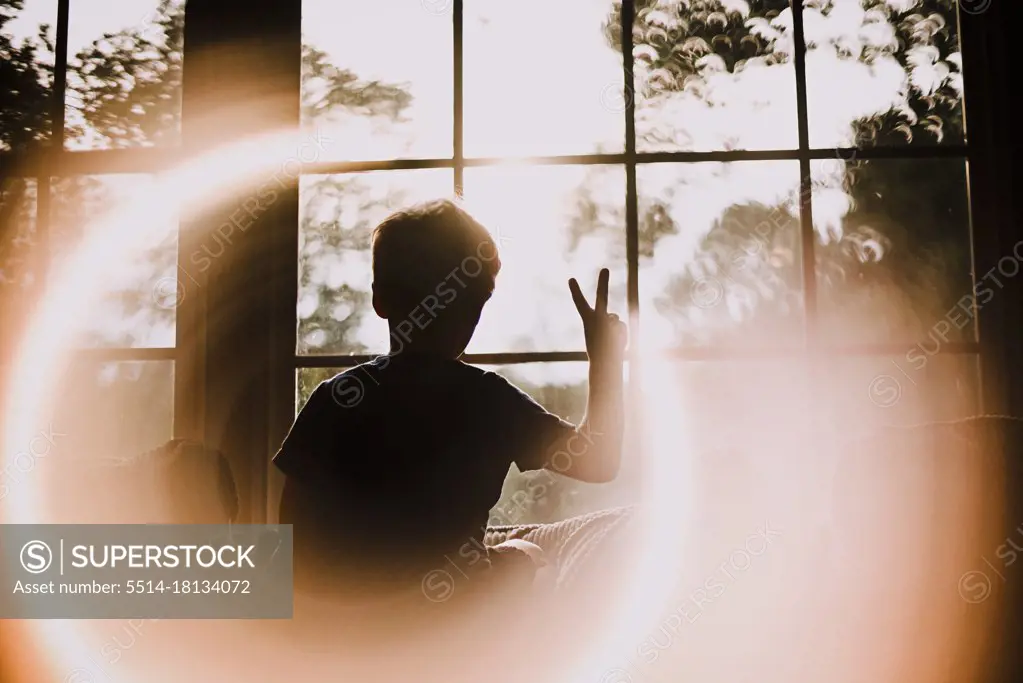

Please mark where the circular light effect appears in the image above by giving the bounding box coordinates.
[570,358,693,683]
[1,129,693,683]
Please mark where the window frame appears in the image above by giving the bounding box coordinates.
[285,0,988,519]
[2,6,1022,682]
[294,0,978,364]
[0,0,187,456]
[0,0,1012,523]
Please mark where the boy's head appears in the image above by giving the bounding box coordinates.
[371,199,501,358]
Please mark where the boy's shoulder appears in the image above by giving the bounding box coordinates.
[303,357,530,426]
[315,355,504,395]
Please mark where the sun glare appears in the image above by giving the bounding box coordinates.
[1,127,696,683]
[1,128,332,681]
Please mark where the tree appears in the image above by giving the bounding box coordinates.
[0,0,52,152]
[585,0,971,349]
[0,0,50,293]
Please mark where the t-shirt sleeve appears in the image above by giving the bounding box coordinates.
[272,381,334,481]
[484,372,578,473]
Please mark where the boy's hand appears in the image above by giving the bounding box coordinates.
[569,268,627,362]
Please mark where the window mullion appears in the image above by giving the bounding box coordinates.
[50,0,70,154]
[32,0,71,305]
[453,0,464,197]
[621,0,644,493]
[623,0,639,334]
[791,0,817,351]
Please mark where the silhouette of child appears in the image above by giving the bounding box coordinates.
[274,198,626,602]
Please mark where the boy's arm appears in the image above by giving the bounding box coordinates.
[274,382,342,528]
[544,268,627,483]
[278,474,301,524]
[273,381,333,487]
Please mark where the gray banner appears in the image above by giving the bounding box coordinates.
[0,524,292,618]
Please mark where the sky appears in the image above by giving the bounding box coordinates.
[298,0,625,160]
[8,0,165,57]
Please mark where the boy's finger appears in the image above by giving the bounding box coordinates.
[595,268,610,315]
[568,278,591,317]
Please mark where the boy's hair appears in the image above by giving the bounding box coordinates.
[371,199,501,315]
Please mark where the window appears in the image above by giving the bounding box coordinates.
[287,0,979,524]
[0,0,185,464]
[0,0,993,525]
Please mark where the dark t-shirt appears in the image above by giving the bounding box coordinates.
[273,354,575,587]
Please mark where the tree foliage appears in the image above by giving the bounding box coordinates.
[594,0,971,346]
[0,0,52,151]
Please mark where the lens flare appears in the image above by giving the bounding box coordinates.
[1,130,694,683]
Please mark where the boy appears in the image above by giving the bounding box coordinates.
[275,198,626,600]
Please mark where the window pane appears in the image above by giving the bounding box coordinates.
[486,362,590,424]
[666,354,979,591]
[666,354,978,541]
[462,165,627,354]
[486,362,586,526]
[301,0,452,161]
[50,174,178,348]
[0,177,38,291]
[0,178,38,352]
[813,158,975,346]
[637,160,804,351]
[805,0,965,148]
[632,0,798,153]
[1,0,57,150]
[296,366,337,412]
[673,354,979,450]
[65,0,185,150]
[672,359,804,446]
[826,353,980,428]
[464,0,625,157]
[484,362,637,525]
[49,360,175,461]
[297,169,453,355]
[667,359,812,541]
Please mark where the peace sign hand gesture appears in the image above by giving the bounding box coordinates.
[568,268,628,362]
